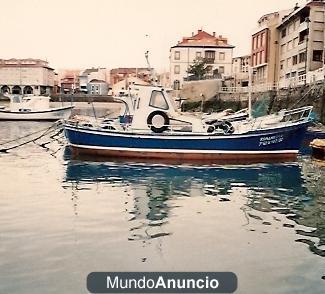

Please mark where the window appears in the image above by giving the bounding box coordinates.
[204,50,215,63]
[299,52,306,63]
[256,35,260,48]
[260,51,265,63]
[219,66,225,74]
[149,91,168,110]
[281,28,286,38]
[174,65,180,74]
[313,50,323,62]
[219,52,225,60]
[260,33,264,46]
[174,51,180,60]
[206,65,213,73]
[287,40,292,51]
[293,37,298,47]
[256,52,260,64]
[292,55,298,65]
[299,29,308,43]
[287,57,291,67]
[280,61,284,70]
[196,52,202,58]
[173,80,180,90]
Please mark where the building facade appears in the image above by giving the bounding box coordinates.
[251,10,293,86]
[87,79,108,95]
[58,69,80,94]
[0,58,55,95]
[277,0,325,85]
[232,55,251,87]
[79,68,108,94]
[170,29,234,89]
[110,68,151,86]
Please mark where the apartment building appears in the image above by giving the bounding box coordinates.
[170,29,234,89]
[277,0,325,84]
[251,10,293,86]
[232,55,251,87]
[0,58,55,95]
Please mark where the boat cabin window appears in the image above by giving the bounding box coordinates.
[149,91,168,110]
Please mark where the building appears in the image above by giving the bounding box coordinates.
[251,10,293,86]
[58,69,80,94]
[88,79,108,95]
[0,58,55,95]
[277,0,325,86]
[79,68,109,94]
[112,76,149,95]
[110,68,151,86]
[232,55,251,87]
[170,29,235,89]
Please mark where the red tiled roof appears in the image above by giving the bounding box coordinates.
[175,29,233,48]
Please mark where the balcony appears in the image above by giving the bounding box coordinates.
[299,21,308,32]
[297,39,307,52]
[204,58,215,64]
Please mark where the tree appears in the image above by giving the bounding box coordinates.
[187,58,210,80]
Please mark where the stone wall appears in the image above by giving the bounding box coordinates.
[183,82,325,124]
[174,79,222,101]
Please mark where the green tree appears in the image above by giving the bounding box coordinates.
[187,58,210,80]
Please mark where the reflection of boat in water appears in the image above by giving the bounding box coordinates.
[64,155,324,256]
[64,157,304,194]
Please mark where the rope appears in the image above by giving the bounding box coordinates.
[290,82,317,109]
[0,120,63,153]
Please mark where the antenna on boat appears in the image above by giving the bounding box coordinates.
[145,51,156,85]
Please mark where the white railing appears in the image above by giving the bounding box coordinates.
[220,67,324,94]
[220,83,277,93]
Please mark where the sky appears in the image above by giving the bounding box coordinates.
[0,0,305,72]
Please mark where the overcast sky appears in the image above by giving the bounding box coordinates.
[1,0,303,71]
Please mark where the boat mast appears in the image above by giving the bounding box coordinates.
[248,66,253,119]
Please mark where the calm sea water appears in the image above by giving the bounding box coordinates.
[0,117,324,294]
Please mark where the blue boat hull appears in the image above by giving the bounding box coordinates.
[64,122,309,161]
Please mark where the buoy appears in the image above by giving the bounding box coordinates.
[310,139,325,160]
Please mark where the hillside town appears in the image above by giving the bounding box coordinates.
[0,0,324,100]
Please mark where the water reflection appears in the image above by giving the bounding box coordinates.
[63,151,325,257]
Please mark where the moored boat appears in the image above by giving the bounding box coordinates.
[0,95,74,121]
[64,83,312,161]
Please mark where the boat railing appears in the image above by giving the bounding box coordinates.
[280,106,313,123]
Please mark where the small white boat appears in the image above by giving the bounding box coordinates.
[0,95,74,121]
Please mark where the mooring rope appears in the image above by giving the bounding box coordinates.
[0,120,64,153]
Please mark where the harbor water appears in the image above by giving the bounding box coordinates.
[0,110,324,293]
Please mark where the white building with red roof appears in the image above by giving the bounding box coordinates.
[170,29,235,89]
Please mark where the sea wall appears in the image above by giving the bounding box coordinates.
[183,82,325,124]
[176,79,222,101]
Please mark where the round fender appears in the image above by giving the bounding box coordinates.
[147,111,169,133]
[222,121,234,134]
